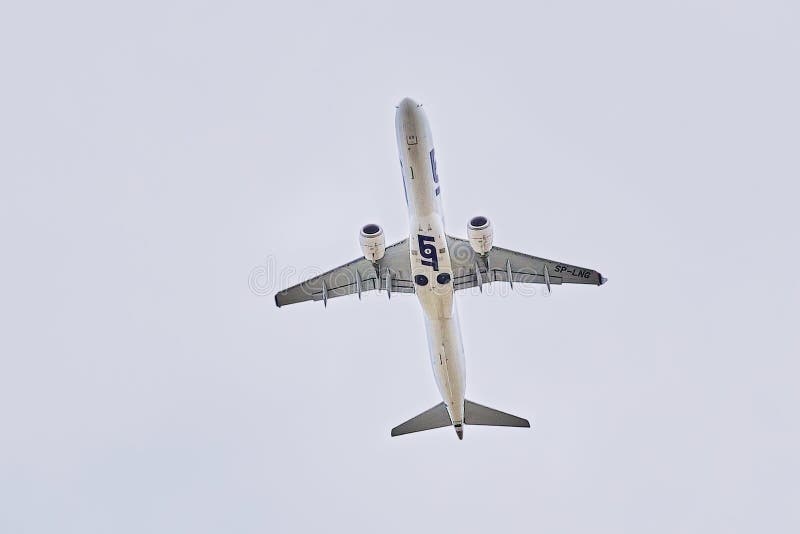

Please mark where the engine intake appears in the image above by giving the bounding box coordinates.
[359,223,386,262]
[467,215,493,255]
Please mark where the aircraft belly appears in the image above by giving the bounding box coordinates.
[423,308,466,424]
[398,99,466,426]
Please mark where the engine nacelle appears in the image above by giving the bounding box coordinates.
[359,223,386,262]
[467,215,493,255]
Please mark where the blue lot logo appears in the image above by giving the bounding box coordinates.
[418,234,439,272]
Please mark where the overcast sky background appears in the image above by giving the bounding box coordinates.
[1,1,799,532]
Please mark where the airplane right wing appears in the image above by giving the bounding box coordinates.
[446,236,606,292]
[274,238,414,307]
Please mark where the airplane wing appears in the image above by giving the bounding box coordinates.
[275,239,414,307]
[446,236,606,292]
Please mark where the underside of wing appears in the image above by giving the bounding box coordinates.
[274,239,414,307]
[446,235,606,292]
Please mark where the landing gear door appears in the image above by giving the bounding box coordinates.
[404,120,418,145]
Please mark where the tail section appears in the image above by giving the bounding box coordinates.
[464,400,530,428]
[391,402,451,437]
[391,400,530,439]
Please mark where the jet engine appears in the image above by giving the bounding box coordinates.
[467,216,493,255]
[359,223,386,262]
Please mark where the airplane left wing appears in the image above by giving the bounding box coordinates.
[446,236,606,292]
[275,239,414,307]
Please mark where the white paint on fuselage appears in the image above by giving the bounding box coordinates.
[395,98,466,425]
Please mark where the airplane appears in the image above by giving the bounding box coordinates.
[275,98,606,440]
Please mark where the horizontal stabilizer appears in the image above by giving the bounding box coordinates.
[464,400,530,428]
[391,402,451,437]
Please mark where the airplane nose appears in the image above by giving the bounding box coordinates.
[397,97,419,112]
[395,97,423,139]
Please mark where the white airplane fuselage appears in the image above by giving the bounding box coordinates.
[395,98,466,435]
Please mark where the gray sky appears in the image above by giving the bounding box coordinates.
[1,1,799,532]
